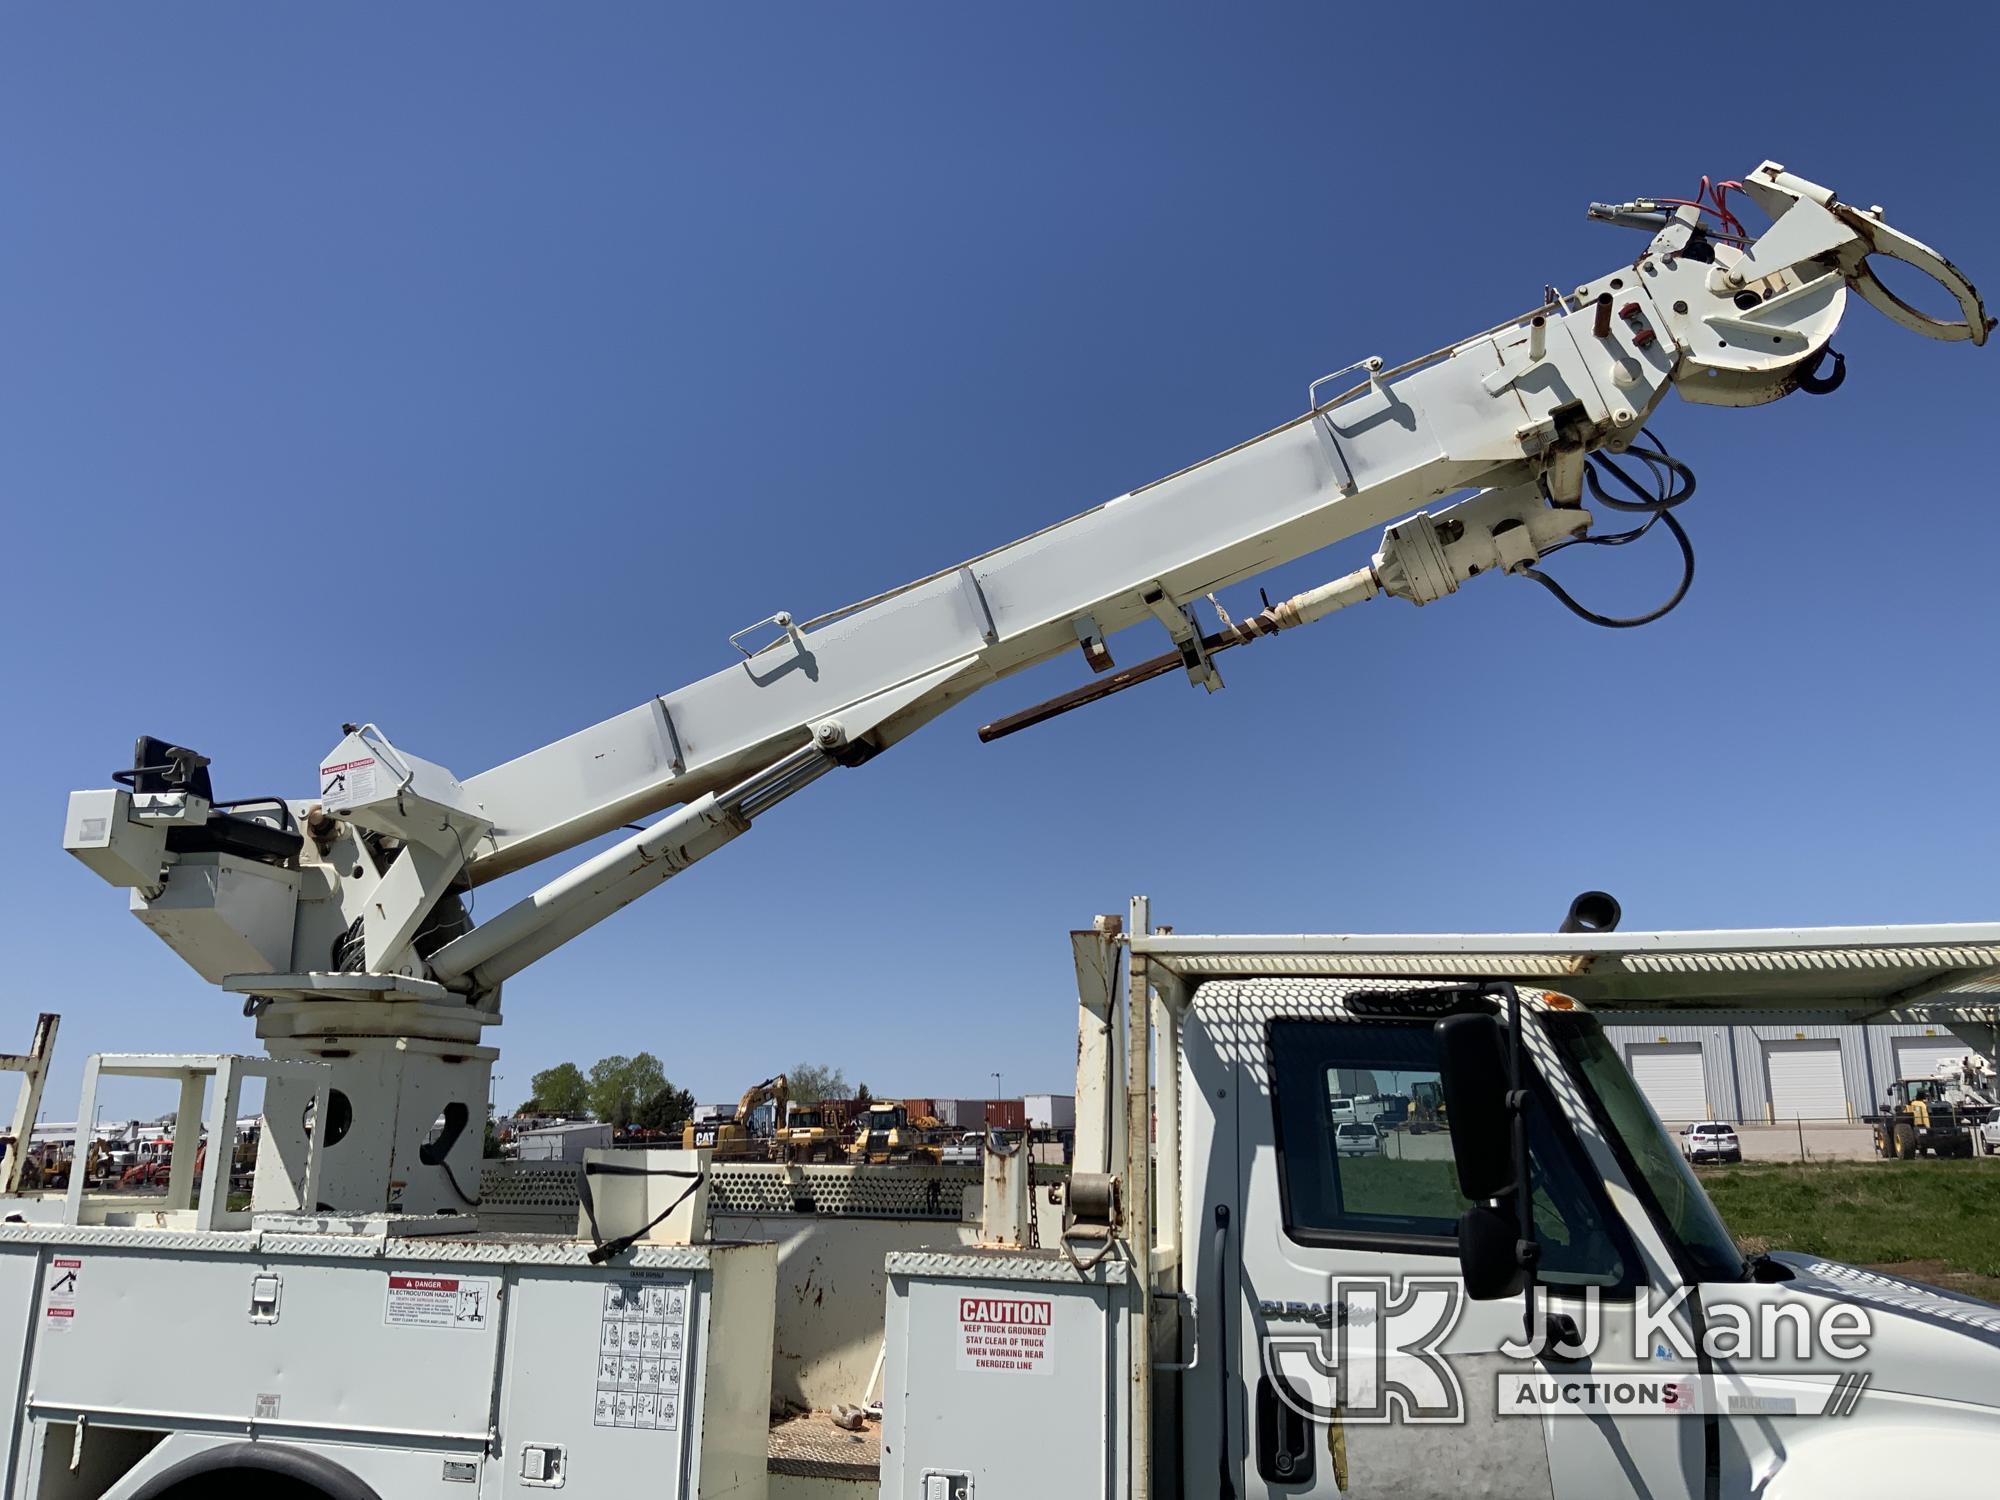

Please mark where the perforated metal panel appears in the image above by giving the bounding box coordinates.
[479,1162,586,1234]
[1188,975,1553,1089]
[478,1159,1074,1228]
[481,1162,586,1207]
[704,1163,980,1221]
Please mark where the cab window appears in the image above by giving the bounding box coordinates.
[1269,1018,1634,1289]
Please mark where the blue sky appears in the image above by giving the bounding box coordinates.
[4,7,1996,1118]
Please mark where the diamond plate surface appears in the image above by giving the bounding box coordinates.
[767,1413,880,1481]
[373,1238,718,1269]
[0,1218,736,1269]
[0,1223,258,1253]
[885,1247,1127,1283]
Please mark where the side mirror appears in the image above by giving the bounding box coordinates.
[1438,1010,1534,1304]
[1436,1013,1514,1201]
[1457,1202,1525,1300]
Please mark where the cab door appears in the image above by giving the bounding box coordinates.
[1186,983,1707,1500]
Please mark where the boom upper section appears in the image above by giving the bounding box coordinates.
[64,161,1989,1012]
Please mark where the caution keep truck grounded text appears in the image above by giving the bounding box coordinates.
[957,1297,1053,1375]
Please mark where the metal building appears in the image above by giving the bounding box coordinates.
[1603,1019,1998,1125]
[512,1120,613,1162]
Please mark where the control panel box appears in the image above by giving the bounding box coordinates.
[0,1228,775,1499]
[882,1247,1131,1498]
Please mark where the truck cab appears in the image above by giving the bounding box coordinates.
[1134,919,2000,1500]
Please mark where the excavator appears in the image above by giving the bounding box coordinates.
[683,1074,789,1161]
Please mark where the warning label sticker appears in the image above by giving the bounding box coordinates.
[593,1279,689,1432]
[319,756,377,806]
[44,1306,76,1334]
[384,1272,492,1330]
[957,1296,1053,1375]
[48,1258,81,1301]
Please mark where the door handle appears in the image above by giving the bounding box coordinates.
[1256,1372,1317,1486]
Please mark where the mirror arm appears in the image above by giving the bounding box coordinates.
[1486,981,1545,1349]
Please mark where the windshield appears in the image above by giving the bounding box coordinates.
[1544,1015,1745,1283]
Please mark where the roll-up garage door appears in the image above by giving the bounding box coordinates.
[1764,1039,1846,1121]
[1893,1035,1966,1084]
[1628,1043,1709,1123]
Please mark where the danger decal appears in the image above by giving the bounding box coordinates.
[44,1257,83,1331]
[957,1296,1053,1375]
[384,1272,491,1330]
[319,756,377,803]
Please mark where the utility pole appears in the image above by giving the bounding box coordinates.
[991,1071,1001,1100]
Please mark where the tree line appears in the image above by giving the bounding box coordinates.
[521,1057,854,1132]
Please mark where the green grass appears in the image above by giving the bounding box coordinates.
[1334,1157,1584,1254]
[1339,1155,1465,1219]
[1327,1149,2000,1300]
[1697,1160,2000,1297]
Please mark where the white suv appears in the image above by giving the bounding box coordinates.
[1335,1122,1382,1157]
[1680,1121,1742,1164]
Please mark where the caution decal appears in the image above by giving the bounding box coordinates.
[956,1296,1052,1375]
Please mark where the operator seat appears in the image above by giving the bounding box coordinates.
[121,735,304,864]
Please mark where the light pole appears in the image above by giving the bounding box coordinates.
[490,1075,503,1120]
[991,1071,1002,1100]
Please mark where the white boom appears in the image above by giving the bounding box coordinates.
[59,160,1988,1214]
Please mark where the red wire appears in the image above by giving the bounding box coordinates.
[1697,174,1749,238]
[1649,196,1735,223]
[1718,183,1747,238]
[1641,186,1750,241]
